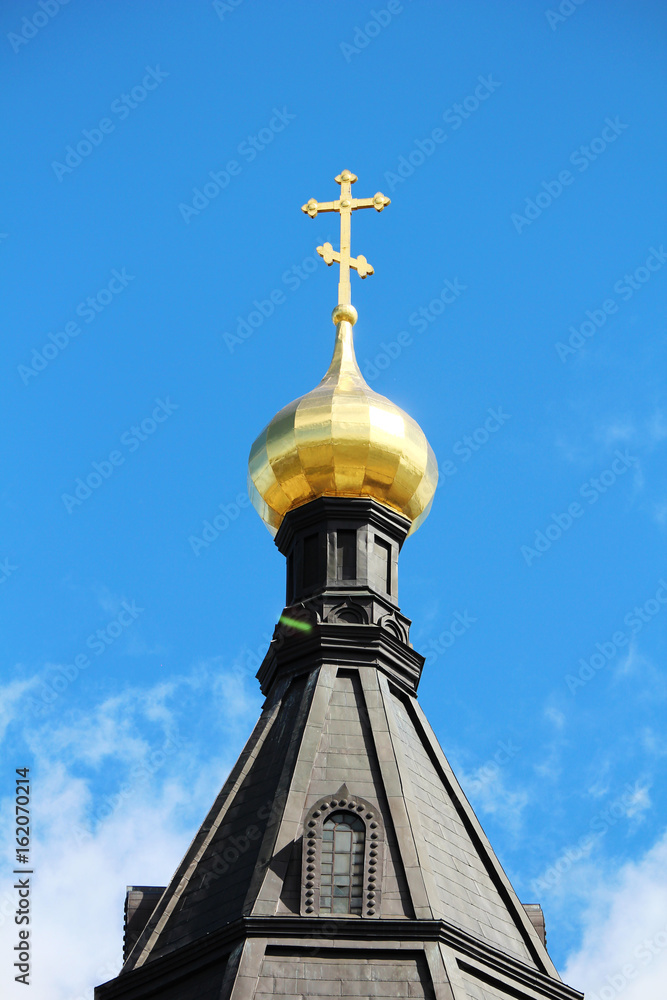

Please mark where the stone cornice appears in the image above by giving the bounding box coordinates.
[275,496,411,555]
[256,621,425,696]
[95,916,583,1000]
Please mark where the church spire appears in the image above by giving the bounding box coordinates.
[96,168,582,1000]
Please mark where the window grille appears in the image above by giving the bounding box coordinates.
[319,811,365,914]
[301,790,383,918]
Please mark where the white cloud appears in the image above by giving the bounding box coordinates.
[587,762,612,799]
[0,677,39,743]
[93,584,124,615]
[0,662,261,1000]
[554,410,666,507]
[544,704,566,729]
[647,411,667,446]
[595,411,667,453]
[529,781,653,901]
[640,727,667,759]
[622,784,652,820]
[562,829,667,1000]
[458,763,529,836]
[652,500,667,528]
[613,645,667,701]
[0,755,191,1000]
[599,421,636,447]
[533,752,563,782]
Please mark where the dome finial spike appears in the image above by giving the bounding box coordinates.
[301,169,390,307]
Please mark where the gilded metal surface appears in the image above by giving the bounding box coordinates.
[301,168,390,305]
[331,303,357,325]
[248,315,438,537]
[248,169,437,537]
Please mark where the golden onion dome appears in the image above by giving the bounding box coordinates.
[248,303,438,537]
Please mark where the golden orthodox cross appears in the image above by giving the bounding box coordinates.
[301,170,390,306]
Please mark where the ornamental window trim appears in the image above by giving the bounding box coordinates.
[301,788,384,918]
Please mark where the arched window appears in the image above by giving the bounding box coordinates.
[319,812,365,915]
[301,789,384,918]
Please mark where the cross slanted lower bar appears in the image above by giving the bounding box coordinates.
[301,170,390,306]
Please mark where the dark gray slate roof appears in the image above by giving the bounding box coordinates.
[123,664,553,980]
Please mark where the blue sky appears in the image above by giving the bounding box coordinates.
[1,1,666,997]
